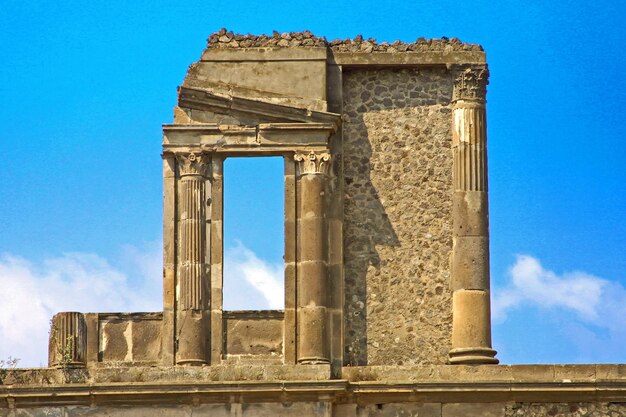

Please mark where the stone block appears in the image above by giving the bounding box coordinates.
[84,313,99,363]
[297,306,329,362]
[299,175,326,215]
[258,129,331,147]
[297,260,328,305]
[334,404,357,417]
[328,264,343,309]
[357,403,441,417]
[451,236,489,290]
[328,219,343,266]
[452,191,488,237]
[451,290,491,349]
[176,310,206,365]
[100,319,129,361]
[297,217,326,261]
[554,364,596,382]
[243,402,327,417]
[510,364,555,382]
[160,310,175,365]
[283,307,297,363]
[131,319,162,361]
[442,403,504,417]
[190,404,230,417]
[284,221,297,262]
[596,364,626,380]
[210,309,224,364]
[284,263,296,310]
[187,60,327,105]
[437,364,510,382]
[201,46,328,62]
[14,408,65,417]
[224,312,283,356]
[66,406,190,417]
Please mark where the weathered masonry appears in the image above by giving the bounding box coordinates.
[3,30,626,417]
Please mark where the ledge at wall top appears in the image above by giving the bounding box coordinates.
[200,47,486,66]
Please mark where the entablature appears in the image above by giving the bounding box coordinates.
[162,122,337,154]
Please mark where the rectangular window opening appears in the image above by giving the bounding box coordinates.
[223,156,285,311]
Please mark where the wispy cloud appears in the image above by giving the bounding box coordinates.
[493,255,626,362]
[493,255,608,321]
[0,241,283,367]
[0,243,162,367]
[223,241,283,310]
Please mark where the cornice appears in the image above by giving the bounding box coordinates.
[177,86,341,126]
[5,364,626,407]
[5,378,626,408]
[331,51,486,67]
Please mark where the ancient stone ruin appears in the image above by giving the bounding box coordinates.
[3,29,626,417]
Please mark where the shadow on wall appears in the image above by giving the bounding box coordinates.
[342,68,453,366]
[342,110,399,366]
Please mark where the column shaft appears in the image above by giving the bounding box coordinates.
[176,152,209,365]
[449,66,498,364]
[295,152,330,364]
[48,312,87,368]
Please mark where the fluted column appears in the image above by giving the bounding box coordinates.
[295,151,331,364]
[176,152,209,365]
[449,65,498,364]
[48,312,87,368]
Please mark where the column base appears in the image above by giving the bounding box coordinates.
[176,359,207,366]
[449,347,499,364]
[297,357,331,365]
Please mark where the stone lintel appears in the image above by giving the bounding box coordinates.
[162,123,335,153]
[201,47,328,62]
[331,51,486,67]
[178,86,340,124]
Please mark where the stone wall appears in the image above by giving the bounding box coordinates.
[342,68,453,366]
[4,402,626,416]
[505,403,626,417]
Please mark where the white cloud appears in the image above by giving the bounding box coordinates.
[493,255,608,321]
[0,241,283,367]
[0,243,162,367]
[493,255,626,362]
[223,241,283,310]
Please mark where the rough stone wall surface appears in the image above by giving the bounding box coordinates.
[342,68,453,366]
[206,28,483,52]
[0,403,326,417]
[505,402,626,417]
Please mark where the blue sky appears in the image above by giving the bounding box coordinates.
[1,0,624,366]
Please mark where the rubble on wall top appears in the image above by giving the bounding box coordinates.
[207,28,483,52]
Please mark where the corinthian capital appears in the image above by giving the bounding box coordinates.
[294,151,331,176]
[176,152,210,177]
[452,65,489,102]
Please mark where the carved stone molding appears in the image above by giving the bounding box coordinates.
[294,152,331,176]
[452,65,489,102]
[176,152,210,177]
